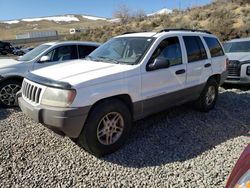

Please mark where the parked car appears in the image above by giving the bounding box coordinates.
[13,47,34,56]
[226,144,250,188]
[18,29,228,157]
[0,41,13,55]
[0,41,100,108]
[223,38,250,85]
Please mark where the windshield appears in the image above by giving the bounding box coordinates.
[223,41,250,53]
[19,44,51,61]
[87,37,154,65]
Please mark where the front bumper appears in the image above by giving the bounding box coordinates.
[225,63,250,85]
[224,77,250,85]
[18,97,90,138]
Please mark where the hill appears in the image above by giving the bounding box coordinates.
[67,0,250,42]
[0,14,111,40]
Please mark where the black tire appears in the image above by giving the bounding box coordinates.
[77,99,132,157]
[0,80,22,108]
[194,78,219,112]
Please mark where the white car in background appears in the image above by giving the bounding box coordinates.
[223,38,250,85]
[0,41,100,107]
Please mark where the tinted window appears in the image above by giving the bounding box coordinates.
[78,45,98,59]
[52,45,78,62]
[204,37,224,57]
[150,37,182,66]
[183,36,207,63]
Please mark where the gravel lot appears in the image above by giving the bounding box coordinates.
[0,87,249,188]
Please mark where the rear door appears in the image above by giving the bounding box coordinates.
[183,36,212,88]
[33,45,78,70]
[203,37,226,76]
[141,36,187,115]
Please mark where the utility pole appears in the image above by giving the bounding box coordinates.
[179,0,181,10]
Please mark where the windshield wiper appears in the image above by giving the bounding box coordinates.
[97,56,120,64]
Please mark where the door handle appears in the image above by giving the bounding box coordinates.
[175,69,186,75]
[204,63,211,68]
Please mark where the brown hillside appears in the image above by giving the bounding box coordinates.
[67,0,250,42]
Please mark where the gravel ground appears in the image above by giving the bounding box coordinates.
[0,87,249,188]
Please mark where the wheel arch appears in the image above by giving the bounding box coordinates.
[88,94,134,119]
[0,75,24,84]
[208,74,221,85]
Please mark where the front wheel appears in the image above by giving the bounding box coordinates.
[194,78,219,112]
[77,99,132,157]
[0,80,22,108]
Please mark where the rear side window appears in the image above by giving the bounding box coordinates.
[204,37,224,57]
[53,45,78,62]
[183,36,207,63]
[78,45,98,59]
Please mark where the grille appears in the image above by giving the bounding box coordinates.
[227,60,241,77]
[22,80,42,104]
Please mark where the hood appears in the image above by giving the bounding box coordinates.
[226,52,250,62]
[32,60,136,88]
[0,58,20,68]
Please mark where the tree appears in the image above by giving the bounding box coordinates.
[113,4,131,24]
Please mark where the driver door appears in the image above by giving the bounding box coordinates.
[141,36,187,115]
[33,45,78,70]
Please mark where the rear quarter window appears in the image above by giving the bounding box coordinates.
[204,37,224,57]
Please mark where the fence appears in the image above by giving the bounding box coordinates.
[3,35,63,45]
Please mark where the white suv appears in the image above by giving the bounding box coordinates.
[223,38,250,84]
[0,41,100,108]
[18,29,228,157]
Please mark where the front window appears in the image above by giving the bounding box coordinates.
[87,37,154,65]
[19,44,51,61]
[224,41,250,53]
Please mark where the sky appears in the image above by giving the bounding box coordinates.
[0,0,212,21]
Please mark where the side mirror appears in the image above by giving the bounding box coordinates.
[39,56,51,63]
[147,57,170,71]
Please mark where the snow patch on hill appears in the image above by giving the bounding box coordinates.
[2,20,20,24]
[147,8,172,16]
[82,15,107,21]
[21,15,80,23]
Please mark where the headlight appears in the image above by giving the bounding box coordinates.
[41,87,76,107]
[246,66,250,76]
[235,169,250,188]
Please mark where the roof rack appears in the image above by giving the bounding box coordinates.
[122,31,149,35]
[158,28,212,34]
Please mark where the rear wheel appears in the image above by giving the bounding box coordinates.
[77,99,132,157]
[0,80,22,108]
[195,78,218,112]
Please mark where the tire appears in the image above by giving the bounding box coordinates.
[0,80,22,108]
[77,99,132,157]
[194,78,219,112]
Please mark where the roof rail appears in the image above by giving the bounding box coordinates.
[122,31,149,35]
[158,28,212,34]
[122,32,138,35]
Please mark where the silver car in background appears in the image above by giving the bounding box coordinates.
[0,41,100,108]
[223,38,250,85]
